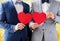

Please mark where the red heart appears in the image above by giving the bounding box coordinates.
[18,12,32,24]
[32,12,46,24]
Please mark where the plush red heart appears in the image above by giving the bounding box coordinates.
[18,12,32,24]
[32,12,46,24]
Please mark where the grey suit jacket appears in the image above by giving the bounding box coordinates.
[31,0,60,41]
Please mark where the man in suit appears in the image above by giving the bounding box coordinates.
[29,0,60,41]
[0,0,30,41]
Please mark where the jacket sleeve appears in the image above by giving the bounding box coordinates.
[0,3,15,33]
[55,3,60,24]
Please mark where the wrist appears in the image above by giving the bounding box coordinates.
[14,25,18,32]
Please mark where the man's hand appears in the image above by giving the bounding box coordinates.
[14,23,25,32]
[49,12,55,20]
[46,12,55,20]
[46,12,51,19]
[30,23,39,30]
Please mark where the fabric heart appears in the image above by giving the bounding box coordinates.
[18,12,32,24]
[32,12,46,24]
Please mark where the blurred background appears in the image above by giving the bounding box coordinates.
[0,0,60,41]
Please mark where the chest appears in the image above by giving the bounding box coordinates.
[14,3,23,13]
[34,2,59,15]
[42,2,50,14]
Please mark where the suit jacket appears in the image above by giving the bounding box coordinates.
[0,1,30,41]
[31,0,60,41]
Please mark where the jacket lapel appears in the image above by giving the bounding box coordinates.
[37,0,42,12]
[10,1,17,14]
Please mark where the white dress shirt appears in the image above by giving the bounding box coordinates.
[12,0,23,14]
[42,2,50,14]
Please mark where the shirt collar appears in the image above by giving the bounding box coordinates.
[12,0,22,4]
[42,2,50,4]
[12,0,16,4]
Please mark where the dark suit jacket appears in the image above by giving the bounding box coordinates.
[0,1,30,41]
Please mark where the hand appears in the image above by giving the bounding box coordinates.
[14,23,25,32]
[46,12,55,19]
[46,12,51,19]
[49,12,55,20]
[30,23,39,30]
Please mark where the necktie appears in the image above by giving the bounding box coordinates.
[15,1,22,4]
[42,0,49,3]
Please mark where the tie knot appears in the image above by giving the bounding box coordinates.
[42,0,49,3]
[15,1,22,4]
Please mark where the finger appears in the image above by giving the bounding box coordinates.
[35,23,38,24]
[19,27,24,30]
[18,27,22,30]
[17,24,24,28]
[34,23,38,25]
[18,25,23,28]
[19,23,25,27]
[18,25,22,28]
[22,23,25,26]
[33,25,37,28]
